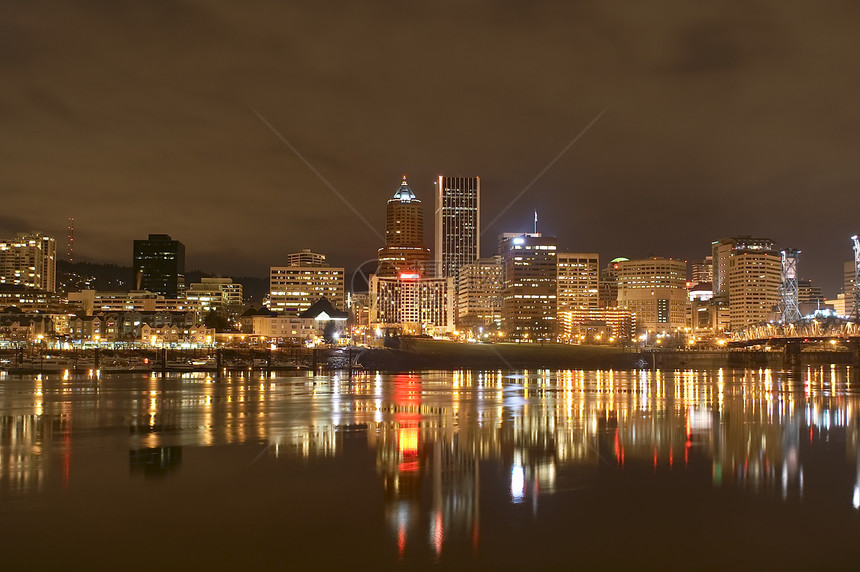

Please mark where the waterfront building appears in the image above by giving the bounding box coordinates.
[456,256,503,333]
[616,258,687,334]
[434,176,480,279]
[369,274,455,336]
[268,250,345,315]
[710,237,781,332]
[132,234,185,297]
[500,233,558,342]
[0,285,67,313]
[0,232,57,293]
[557,252,599,328]
[725,242,780,331]
[558,307,635,342]
[68,290,195,315]
[377,177,431,277]
[185,278,244,317]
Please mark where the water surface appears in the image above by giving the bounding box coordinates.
[2,367,860,569]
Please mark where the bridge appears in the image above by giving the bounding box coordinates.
[730,315,860,347]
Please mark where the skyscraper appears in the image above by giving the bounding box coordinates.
[132,234,185,297]
[0,232,57,293]
[500,233,558,341]
[377,176,431,277]
[710,237,781,331]
[435,176,480,279]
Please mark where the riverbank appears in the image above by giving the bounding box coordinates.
[355,340,640,370]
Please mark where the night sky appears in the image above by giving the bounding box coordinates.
[3,1,859,295]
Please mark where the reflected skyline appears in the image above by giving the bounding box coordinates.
[2,367,860,566]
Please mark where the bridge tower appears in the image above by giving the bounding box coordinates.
[780,248,801,324]
[852,235,860,321]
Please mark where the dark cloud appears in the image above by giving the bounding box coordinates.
[2,0,859,293]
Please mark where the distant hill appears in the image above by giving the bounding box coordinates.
[58,261,268,303]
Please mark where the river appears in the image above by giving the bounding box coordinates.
[1,367,859,569]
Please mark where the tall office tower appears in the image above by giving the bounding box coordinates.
[269,250,345,315]
[435,176,480,279]
[691,256,713,284]
[456,256,503,332]
[500,233,558,341]
[557,252,600,314]
[133,234,185,297]
[724,240,781,331]
[599,257,627,308]
[616,258,687,333]
[712,237,774,297]
[377,176,431,277]
[0,232,57,293]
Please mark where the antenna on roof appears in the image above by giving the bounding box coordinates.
[534,211,538,234]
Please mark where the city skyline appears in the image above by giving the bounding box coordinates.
[3,2,859,295]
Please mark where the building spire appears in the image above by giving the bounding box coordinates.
[534,210,538,234]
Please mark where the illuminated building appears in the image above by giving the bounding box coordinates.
[500,233,558,341]
[688,282,714,333]
[616,258,687,333]
[557,252,599,330]
[434,175,480,279]
[712,236,773,298]
[185,278,243,317]
[132,234,185,297]
[269,250,345,315]
[377,177,431,277]
[797,279,826,315]
[599,257,626,308]
[691,256,714,284]
[558,307,635,342]
[723,240,781,331]
[843,260,856,311]
[68,290,195,315]
[710,237,781,332]
[288,249,326,266]
[0,232,57,293]
[369,274,455,336]
[456,256,503,332]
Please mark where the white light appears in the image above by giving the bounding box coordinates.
[511,464,525,503]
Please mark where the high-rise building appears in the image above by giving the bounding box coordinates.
[369,274,455,336]
[616,258,687,333]
[377,176,431,277]
[435,176,480,279]
[712,237,773,297]
[269,250,345,315]
[726,242,781,331]
[456,256,503,332]
[0,232,57,293]
[133,234,185,298]
[501,233,558,341]
[557,252,600,313]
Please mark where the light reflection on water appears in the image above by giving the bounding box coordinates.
[2,366,860,567]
